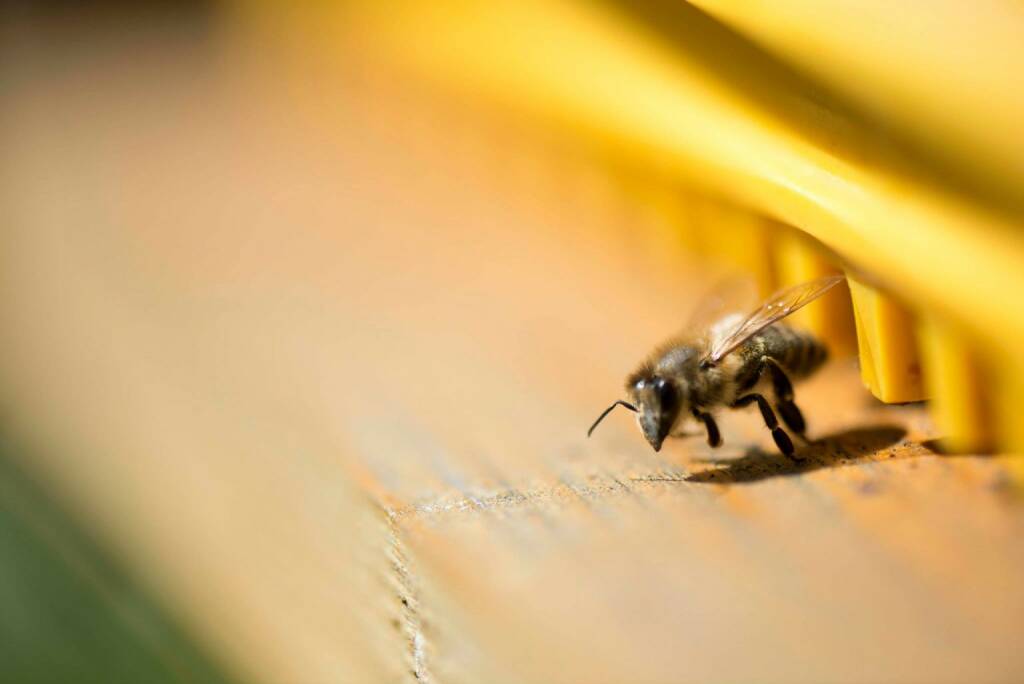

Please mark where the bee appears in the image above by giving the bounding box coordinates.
[587,275,844,457]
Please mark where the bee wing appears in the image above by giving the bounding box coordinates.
[684,275,759,344]
[706,275,845,363]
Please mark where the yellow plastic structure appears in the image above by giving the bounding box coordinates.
[917,316,991,453]
[688,0,1024,215]
[846,274,924,404]
[691,200,775,298]
[773,227,856,357]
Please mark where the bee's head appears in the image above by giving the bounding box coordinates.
[585,370,688,451]
[627,374,686,452]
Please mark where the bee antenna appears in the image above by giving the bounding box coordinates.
[587,400,638,437]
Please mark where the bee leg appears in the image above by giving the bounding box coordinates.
[776,401,806,437]
[762,358,807,437]
[692,409,721,448]
[762,357,794,400]
[731,394,796,458]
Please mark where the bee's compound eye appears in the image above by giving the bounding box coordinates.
[654,378,676,407]
[635,379,646,390]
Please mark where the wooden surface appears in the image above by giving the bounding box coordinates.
[3,12,1023,683]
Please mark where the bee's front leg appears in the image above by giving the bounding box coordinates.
[691,408,722,448]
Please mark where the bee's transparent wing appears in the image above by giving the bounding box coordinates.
[706,275,845,364]
[684,275,759,345]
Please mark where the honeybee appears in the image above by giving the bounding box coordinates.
[587,275,844,457]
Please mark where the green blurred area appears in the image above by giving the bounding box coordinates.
[0,438,236,684]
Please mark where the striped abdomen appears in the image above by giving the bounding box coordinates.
[734,323,827,390]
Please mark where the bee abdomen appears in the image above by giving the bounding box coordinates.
[735,324,827,390]
[774,325,827,378]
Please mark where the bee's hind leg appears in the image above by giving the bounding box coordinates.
[731,394,796,458]
[762,357,807,439]
[776,401,806,438]
[691,409,722,448]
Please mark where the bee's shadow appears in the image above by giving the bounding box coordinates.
[685,426,912,484]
